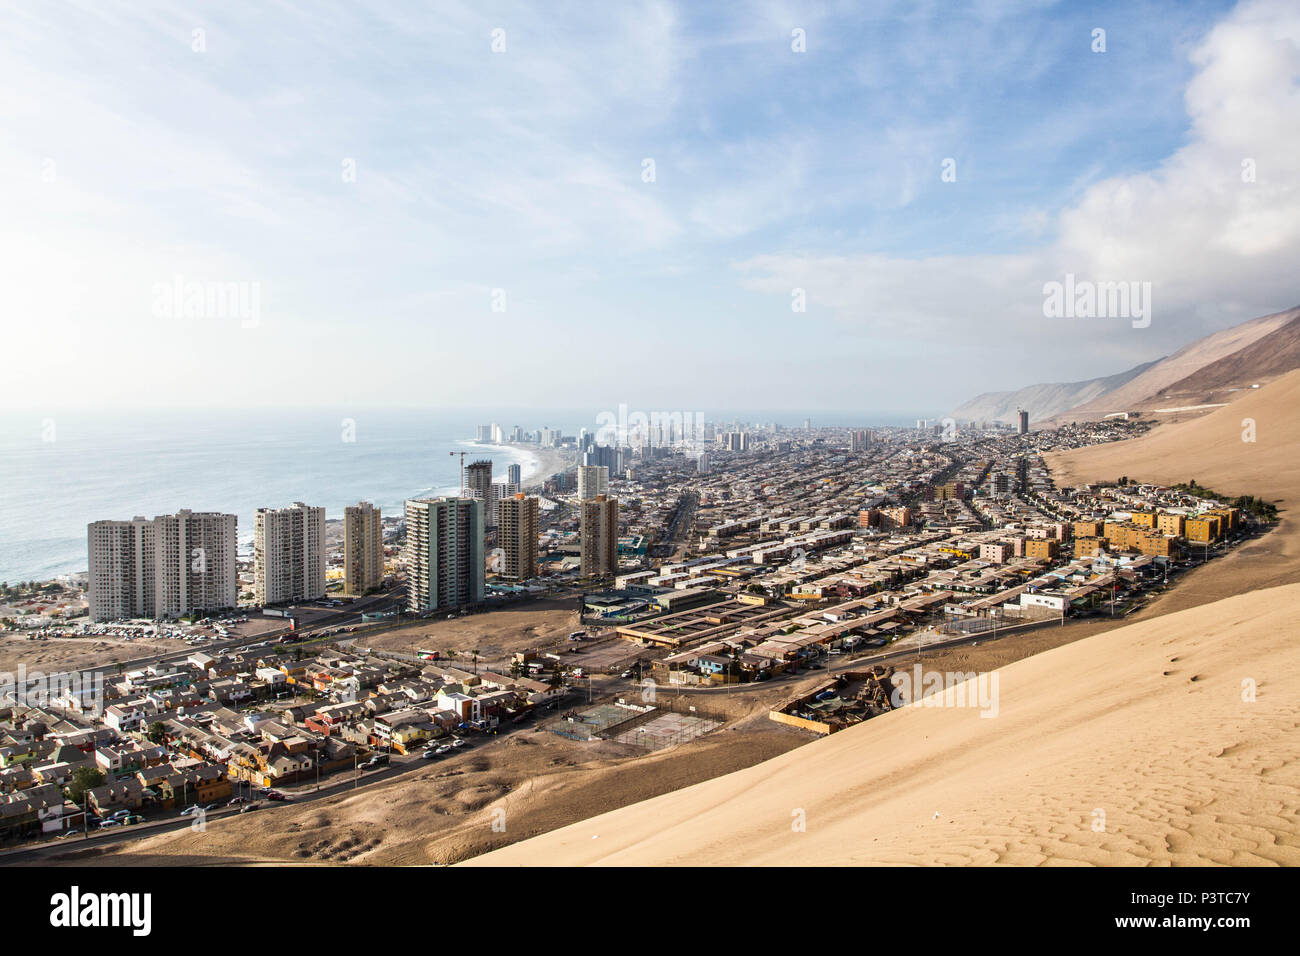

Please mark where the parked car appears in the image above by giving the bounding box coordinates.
[421,749,440,760]
[239,803,260,814]
[451,738,468,749]
[620,669,635,679]
[97,819,120,829]
[434,744,453,755]
[122,815,144,826]
[227,796,249,806]
[266,791,290,802]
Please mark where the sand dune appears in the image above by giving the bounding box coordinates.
[1046,366,1300,497]
[468,582,1300,866]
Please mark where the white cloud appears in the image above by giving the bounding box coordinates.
[739,0,1300,377]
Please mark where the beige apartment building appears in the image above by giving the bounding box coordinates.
[405,496,484,613]
[254,502,326,605]
[343,501,383,595]
[580,494,619,577]
[497,493,539,581]
[87,510,237,622]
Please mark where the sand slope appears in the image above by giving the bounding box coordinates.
[469,583,1300,866]
[1046,366,1300,496]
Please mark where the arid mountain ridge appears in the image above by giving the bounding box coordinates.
[951,306,1300,426]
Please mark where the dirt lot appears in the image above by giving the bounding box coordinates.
[365,598,584,664]
[0,634,191,675]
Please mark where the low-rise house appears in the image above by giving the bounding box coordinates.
[374,708,438,751]
[87,778,146,815]
[208,678,253,706]
[104,701,150,733]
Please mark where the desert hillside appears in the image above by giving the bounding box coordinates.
[948,306,1300,429]
[1049,306,1299,422]
[468,581,1300,866]
[1152,311,1300,409]
[950,360,1156,425]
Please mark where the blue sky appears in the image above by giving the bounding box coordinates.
[2,0,1297,415]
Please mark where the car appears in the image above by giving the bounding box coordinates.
[266,791,289,802]
[421,749,440,760]
[179,805,200,817]
[434,744,453,755]
[122,815,144,825]
[227,796,250,806]
[109,809,132,821]
[97,819,120,829]
[620,669,635,679]
[451,738,468,749]
[239,803,260,814]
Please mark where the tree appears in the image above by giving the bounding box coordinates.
[68,767,105,804]
[146,721,166,744]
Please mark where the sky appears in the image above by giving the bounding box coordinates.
[1,0,1297,416]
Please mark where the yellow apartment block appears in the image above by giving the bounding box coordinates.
[1073,520,1104,538]
[1137,532,1180,557]
[1025,538,1059,560]
[1185,515,1222,543]
[1103,521,1144,550]
[1074,537,1106,557]
[1206,508,1240,532]
[1156,513,1185,536]
[1130,511,1158,529]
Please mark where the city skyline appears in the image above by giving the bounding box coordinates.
[3,0,1297,413]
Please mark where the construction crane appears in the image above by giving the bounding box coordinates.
[449,450,468,494]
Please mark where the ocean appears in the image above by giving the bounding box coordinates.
[0,408,585,583]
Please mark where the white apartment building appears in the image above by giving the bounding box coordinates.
[343,501,383,595]
[87,510,237,622]
[254,502,326,605]
[405,497,485,613]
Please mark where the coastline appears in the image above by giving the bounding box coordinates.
[454,440,575,492]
